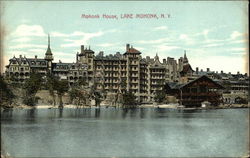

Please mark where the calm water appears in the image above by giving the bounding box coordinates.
[1,107,249,157]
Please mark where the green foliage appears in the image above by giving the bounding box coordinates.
[54,80,69,106]
[45,74,58,105]
[122,91,137,108]
[78,77,88,87]
[120,79,127,89]
[23,96,40,106]
[22,73,43,106]
[94,91,102,106]
[45,75,69,107]
[154,90,166,103]
[55,80,69,96]
[0,76,15,107]
[23,73,43,96]
[69,88,80,102]
[69,88,84,105]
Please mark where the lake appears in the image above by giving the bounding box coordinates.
[1,107,249,157]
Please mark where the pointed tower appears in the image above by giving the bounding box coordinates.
[45,34,53,73]
[183,50,189,65]
[154,53,160,63]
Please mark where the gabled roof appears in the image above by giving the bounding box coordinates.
[167,75,224,90]
[180,64,194,73]
[124,47,141,54]
[181,75,224,89]
[9,57,47,67]
[166,82,184,89]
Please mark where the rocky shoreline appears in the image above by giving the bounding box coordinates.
[1,103,249,110]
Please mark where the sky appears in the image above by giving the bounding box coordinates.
[1,1,249,74]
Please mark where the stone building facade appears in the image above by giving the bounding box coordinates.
[5,36,191,103]
[76,44,190,102]
[5,35,88,86]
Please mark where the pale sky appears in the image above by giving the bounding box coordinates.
[1,1,249,74]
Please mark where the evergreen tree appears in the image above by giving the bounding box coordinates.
[0,76,15,108]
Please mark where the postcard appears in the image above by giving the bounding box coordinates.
[0,1,249,158]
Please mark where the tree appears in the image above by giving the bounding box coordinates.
[46,74,57,106]
[69,88,87,107]
[93,91,102,107]
[23,73,42,95]
[120,79,127,92]
[54,80,69,108]
[122,91,137,108]
[0,76,15,108]
[23,73,43,106]
[154,90,166,103]
[77,77,88,88]
[89,80,103,107]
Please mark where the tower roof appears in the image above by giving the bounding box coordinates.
[45,34,52,55]
[183,50,188,64]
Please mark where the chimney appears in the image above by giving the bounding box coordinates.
[99,51,104,56]
[163,59,166,64]
[76,52,79,62]
[201,69,203,72]
[196,67,199,74]
[19,55,22,59]
[207,68,210,72]
[221,70,223,74]
[126,44,130,51]
[81,45,84,54]
[216,71,218,74]
[35,55,37,59]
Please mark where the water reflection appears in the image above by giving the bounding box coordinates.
[122,108,128,118]
[94,108,100,118]
[139,108,146,118]
[26,108,37,118]
[1,108,248,157]
[58,108,63,118]
[0,108,212,120]
[1,109,13,121]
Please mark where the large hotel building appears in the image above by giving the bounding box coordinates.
[5,36,194,102]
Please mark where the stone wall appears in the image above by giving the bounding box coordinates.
[35,90,71,105]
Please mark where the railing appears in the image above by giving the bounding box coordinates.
[182,92,220,96]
